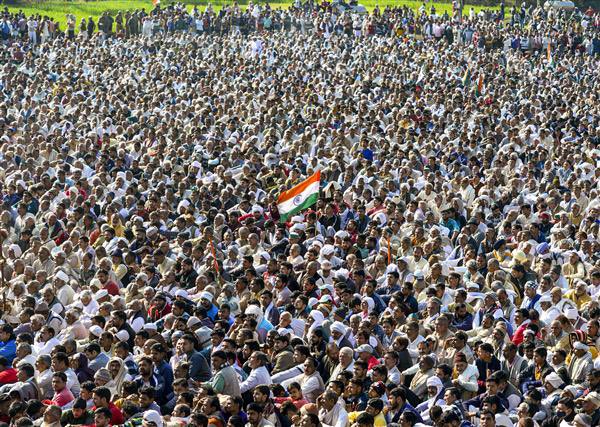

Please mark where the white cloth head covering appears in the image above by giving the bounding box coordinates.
[308,310,325,334]
[330,321,347,336]
[362,296,375,314]
[245,304,264,325]
[544,372,564,388]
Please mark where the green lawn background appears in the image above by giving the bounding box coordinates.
[5,0,501,29]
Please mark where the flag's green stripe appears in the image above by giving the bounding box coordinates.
[279,192,319,223]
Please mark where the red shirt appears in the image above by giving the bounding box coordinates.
[92,403,124,425]
[0,368,17,385]
[103,281,120,296]
[367,355,380,371]
[53,387,75,407]
[511,322,530,346]
[148,303,171,321]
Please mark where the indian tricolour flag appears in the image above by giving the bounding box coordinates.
[277,171,320,222]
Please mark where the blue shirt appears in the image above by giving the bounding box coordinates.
[206,304,218,321]
[441,218,460,234]
[0,339,16,363]
[154,361,173,404]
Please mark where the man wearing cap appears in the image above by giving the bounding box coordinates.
[568,342,594,385]
[578,391,600,426]
[539,295,561,325]
[147,293,171,322]
[142,409,163,427]
[415,375,445,423]
[520,281,541,313]
[330,321,352,350]
[199,291,219,322]
[355,344,379,371]
[541,372,564,412]
[108,310,136,350]
[53,270,75,306]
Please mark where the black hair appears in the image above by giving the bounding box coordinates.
[93,386,112,402]
[18,364,34,378]
[81,381,96,392]
[189,413,208,427]
[355,412,374,426]
[73,398,87,410]
[52,372,67,382]
[25,400,44,418]
[0,325,15,341]
[247,403,264,413]
[94,407,112,418]
[139,386,156,400]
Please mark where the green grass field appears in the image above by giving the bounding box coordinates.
[5,0,500,28]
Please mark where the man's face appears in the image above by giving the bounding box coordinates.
[100,335,113,349]
[588,374,600,388]
[365,405,380,417]
[318,394,335,411]
[139,360,151,376]
[52,376,65,392]
[427,385,439,398]
[94,413,110,427]
[273,339,287,352]
[551,322,562,337]
[211,356,224,370]
[435,318,448,333]
[353,364,366,378]
[139,393,153,409]
[444,390,456,405]
[151,349,162,364]
[486,380,498,395]
[524,347,534,360]
[51,357,64,372]
[247,409,260,425]
[478,347,490,361]
[92,393,104,408]
[479,413,495,427]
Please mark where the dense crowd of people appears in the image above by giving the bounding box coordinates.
[0,1,598,427]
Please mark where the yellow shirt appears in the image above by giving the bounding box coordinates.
[348,411,387,427]
[564,289,592,310]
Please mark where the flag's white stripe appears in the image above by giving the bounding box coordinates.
[277,181,319,214]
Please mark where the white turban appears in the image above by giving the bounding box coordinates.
[544,372,564,388]
[8,244,21,258]
[331,321,347,335]
[308,310,325,334]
